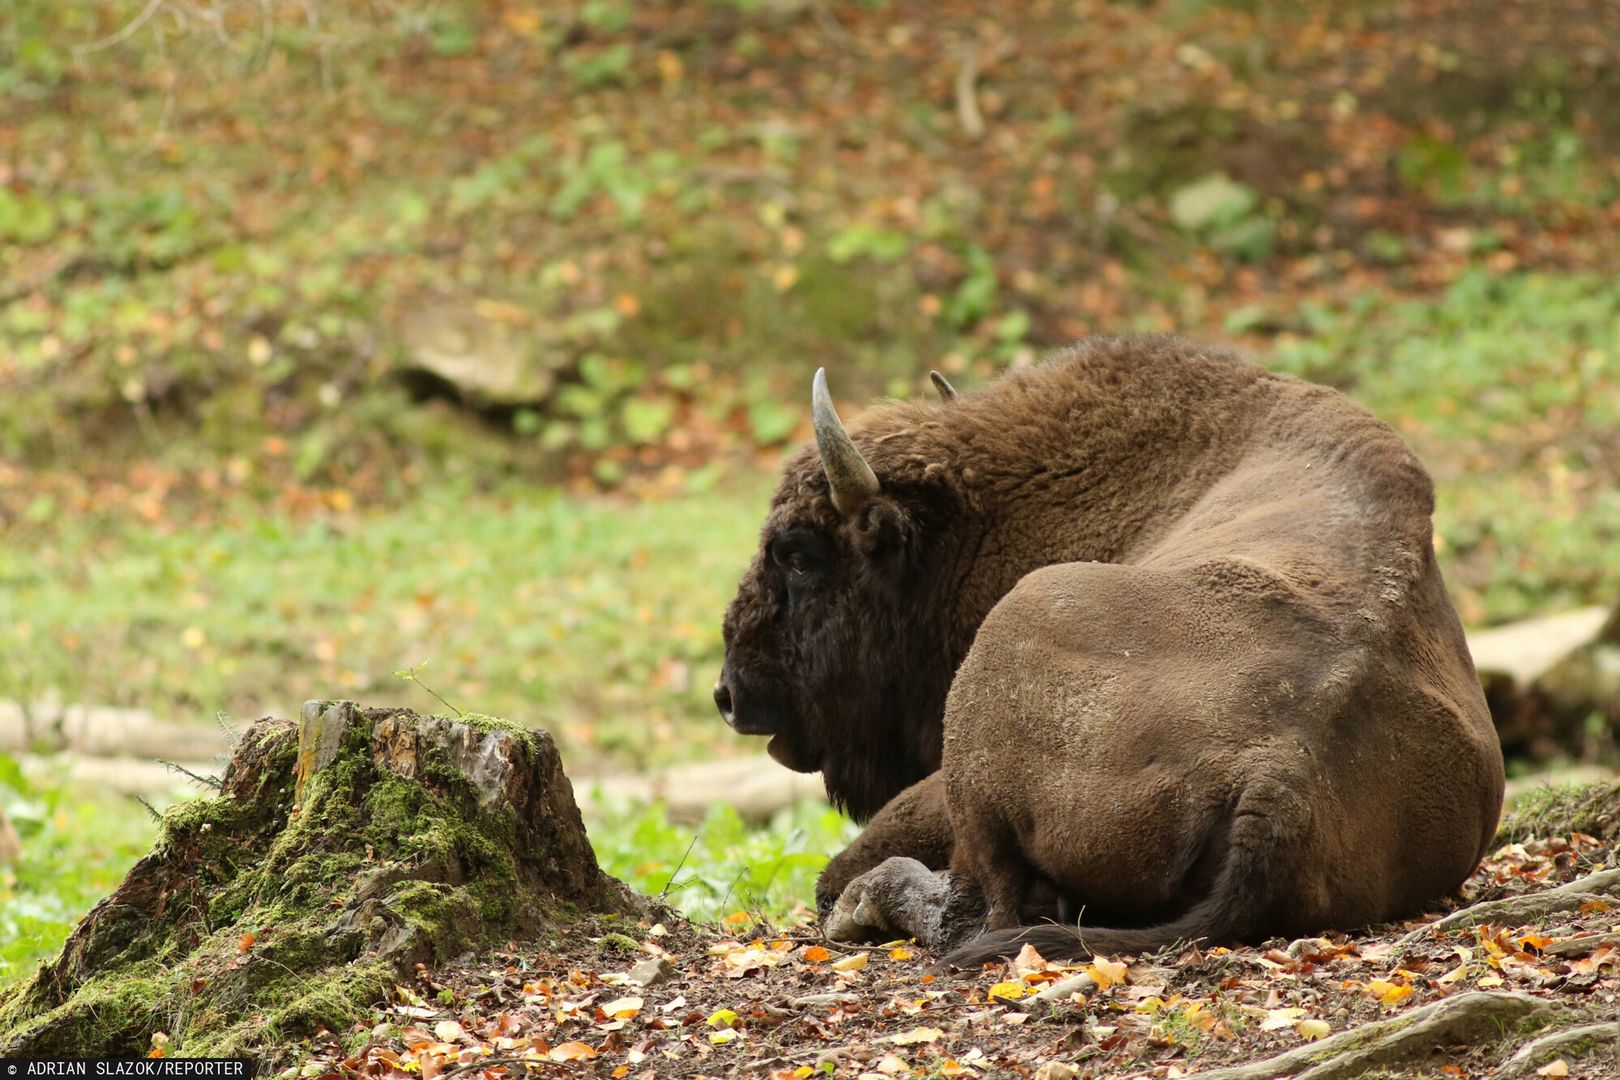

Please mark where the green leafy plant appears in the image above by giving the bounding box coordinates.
[1168,173,1275,262]
[584,797,859,925]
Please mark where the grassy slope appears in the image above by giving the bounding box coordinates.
[3,275,1616,758]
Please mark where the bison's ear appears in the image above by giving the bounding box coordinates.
[850,498,918,564]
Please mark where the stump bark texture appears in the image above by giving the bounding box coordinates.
[0,701,632,1060]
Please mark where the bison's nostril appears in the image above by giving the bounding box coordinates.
[713,680,734,721]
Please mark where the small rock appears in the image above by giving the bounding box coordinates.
[1286,936,1328,958]
[628,957,674,986]
[792,992,863,1007]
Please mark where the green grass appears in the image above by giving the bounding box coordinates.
[5,273,1615,775]
[583,796,858,928]
[0,475,773,772]
[0,756,164,982]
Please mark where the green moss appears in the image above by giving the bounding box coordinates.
[456,711,540,751]
[0,707,621,1065]
[1496,780,1620,845]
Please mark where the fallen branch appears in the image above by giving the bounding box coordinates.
[954,44,985,139]
[1541,931,1620,958]
[1496,1019,1620,1078]
[1398,867,1620,951]
[1029,971,1097,1004]
[1187,992,1558,1080]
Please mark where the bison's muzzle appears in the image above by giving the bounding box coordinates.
[712,664,778,736]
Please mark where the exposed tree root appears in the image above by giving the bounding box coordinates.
[1496,1019,1620,1078]
[1397,867,1620,951]
[1542,931,1620,958]
[1187,992,1558,1080]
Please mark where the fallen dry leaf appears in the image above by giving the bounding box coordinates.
[1260,1007,1307,1031]
[831,952,869,972]
[599,996,642,1019]
[986,981,1027,1002]
[1365,979,1414,1007]
[1011,943,1049,975]
[1296,1019,1331,1040]
[1085,957,1129,990]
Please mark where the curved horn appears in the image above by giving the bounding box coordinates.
[812,368,880,514]
[929,370,958,402]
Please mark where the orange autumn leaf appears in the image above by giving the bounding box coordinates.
[237,932,256,953]
[1366,980,1414,1007]
[548,1042,596,1062]
[802,945,831,963]
[1085,957,1129,990]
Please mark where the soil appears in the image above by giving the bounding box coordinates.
[294,829,1620,1079]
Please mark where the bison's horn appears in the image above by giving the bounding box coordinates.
[812,368,880,514]
[929,370,958,402]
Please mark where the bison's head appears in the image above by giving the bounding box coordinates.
[715,370,968,822]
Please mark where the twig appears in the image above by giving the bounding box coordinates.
[438,1054,540,1079]
[159,759,222,791]
[1541,931,1620,958]
[657,829,702,901]
[134,795,164,823]
[74,0,169,58]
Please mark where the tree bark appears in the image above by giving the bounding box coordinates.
[0,701,633,1061]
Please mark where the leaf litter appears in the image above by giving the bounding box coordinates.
[285,829,1620,1078]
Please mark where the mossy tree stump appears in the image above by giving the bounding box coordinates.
[0,702,635,1060]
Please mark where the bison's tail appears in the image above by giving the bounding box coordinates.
[940,910,1215,968]
[942,782,1302,969]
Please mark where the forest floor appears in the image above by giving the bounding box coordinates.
[290,827,1620,1080]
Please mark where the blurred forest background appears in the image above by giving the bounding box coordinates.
[2,0,1618,980]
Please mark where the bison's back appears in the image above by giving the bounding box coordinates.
[941,393,1501,933]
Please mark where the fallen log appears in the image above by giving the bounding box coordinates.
[1470,602,1620,759]
[0,699,232,762]
[1187,991,1558,1080]
[0,700,634,1061]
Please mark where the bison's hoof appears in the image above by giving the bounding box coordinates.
[823,856,951,946]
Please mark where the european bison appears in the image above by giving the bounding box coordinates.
[715,336,1503,965]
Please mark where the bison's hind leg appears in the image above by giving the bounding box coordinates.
[950,808,1036,932]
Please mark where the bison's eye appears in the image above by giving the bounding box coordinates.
[770,532,828,589]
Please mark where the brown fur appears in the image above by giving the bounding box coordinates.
[716,335,1503,963]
